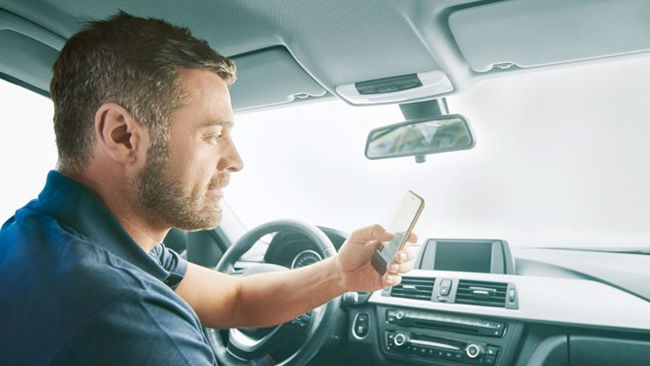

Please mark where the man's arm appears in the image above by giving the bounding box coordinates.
[175,224,417,329]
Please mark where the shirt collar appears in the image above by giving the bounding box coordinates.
[32,170,170,283]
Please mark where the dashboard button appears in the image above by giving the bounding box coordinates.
[440,286,451,296]
[393,333,408,347]
[483,355,496,365]
[486,346,499,356]
[353,313,369,338]
[386,309,396,321]
[465,344,484,359]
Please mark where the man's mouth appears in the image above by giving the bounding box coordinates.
[208,175,229,197]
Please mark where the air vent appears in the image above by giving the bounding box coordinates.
[390,277,435,300]
[456,280,507,307]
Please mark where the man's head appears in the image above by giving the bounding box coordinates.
[50,12,243,231]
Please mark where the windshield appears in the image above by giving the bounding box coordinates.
[228,55,650,249]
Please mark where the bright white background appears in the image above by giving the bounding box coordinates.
[229,55,650,248]
[2,54,650,248]
[0,82,56,222]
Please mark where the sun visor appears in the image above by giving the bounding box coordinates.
[229,47,327,111]
[0,10,63,94]
[449,0,650,72]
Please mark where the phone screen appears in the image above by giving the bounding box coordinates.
[376,191,424,264]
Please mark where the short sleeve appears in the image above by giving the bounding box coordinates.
[150,243,188,290]
[51,291,217,366]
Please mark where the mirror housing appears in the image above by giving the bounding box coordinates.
[365,114,475,162]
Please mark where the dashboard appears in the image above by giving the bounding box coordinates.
[259,229,650,366]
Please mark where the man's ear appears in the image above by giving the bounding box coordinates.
[94,103,149,166]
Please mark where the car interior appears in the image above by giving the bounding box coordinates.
[1,0,649,365]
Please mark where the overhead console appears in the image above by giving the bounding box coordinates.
[335,71,453,105]
[449,0,650,72]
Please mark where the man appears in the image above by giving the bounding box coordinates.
[0,12,417,365]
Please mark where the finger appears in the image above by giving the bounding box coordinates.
[350,224,394,244]
[386,261,413,275]
[406,231,418,243]
[383,273,401,287]
[405,245,419,261]
[386,262,400,274]
[394,248,417,263]
[397,261,413,274]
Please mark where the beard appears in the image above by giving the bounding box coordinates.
[133,141,225,231]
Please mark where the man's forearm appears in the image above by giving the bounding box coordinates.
[233,257,346,328]
[177,225,416,329]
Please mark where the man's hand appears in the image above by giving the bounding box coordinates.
[334,224,418,293]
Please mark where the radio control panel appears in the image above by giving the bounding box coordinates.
[385,331,500,365]
[375,306,522,366]
[386,309,506,337]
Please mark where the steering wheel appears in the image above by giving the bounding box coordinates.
[204,220,341,366]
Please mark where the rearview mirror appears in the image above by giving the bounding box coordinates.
[365,114,475,162]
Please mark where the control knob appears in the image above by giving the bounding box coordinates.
[393,333,408,347]
[395,311,405,320]
[465,344,484,359]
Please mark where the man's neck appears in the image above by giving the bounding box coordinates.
[64,169,169,252]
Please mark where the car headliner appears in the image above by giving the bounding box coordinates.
[1,0,650,111]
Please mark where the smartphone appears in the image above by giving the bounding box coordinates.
[371,190,425,275]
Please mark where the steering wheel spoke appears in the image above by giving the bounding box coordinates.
[204,220,341,366]
[227,326,291,359]
[229,268,246,276]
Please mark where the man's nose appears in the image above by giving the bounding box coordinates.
[218,137,243,172]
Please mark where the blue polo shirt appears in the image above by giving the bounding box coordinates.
[0,171,217,365]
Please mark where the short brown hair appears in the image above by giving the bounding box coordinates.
[50,11,236,174]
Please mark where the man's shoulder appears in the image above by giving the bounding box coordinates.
[1,204,163,313]
[3,203,180,297]
[0,205,207,364]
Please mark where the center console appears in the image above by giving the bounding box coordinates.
[372,306,523,366]
[347,238,523,366]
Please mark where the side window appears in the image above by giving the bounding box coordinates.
[0,79,57,222]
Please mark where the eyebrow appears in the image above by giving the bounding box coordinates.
[199,120,234,129]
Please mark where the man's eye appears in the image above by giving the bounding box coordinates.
[206,131,224,143]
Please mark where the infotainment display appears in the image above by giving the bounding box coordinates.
[434,241,492,273]
[417,239,514,274]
